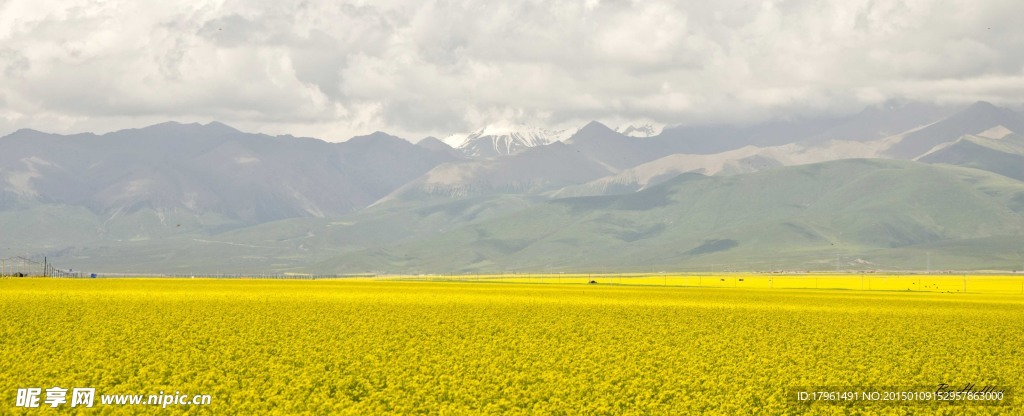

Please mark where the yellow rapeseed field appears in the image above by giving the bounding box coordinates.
[392,273,1024,294]
[1,278,1022,414]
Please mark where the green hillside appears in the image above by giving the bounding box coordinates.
[918,134,1024,181]
[24,158,1024,274]
[317,159,1024,273]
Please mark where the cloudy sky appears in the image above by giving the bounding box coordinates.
[1,0,1022,141]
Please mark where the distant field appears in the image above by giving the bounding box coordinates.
[2,278,1022,414]
[381,272,1024,294]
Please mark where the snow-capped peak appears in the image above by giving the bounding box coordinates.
[441,133,470,148]
[443,122,573,158]
[614,122,664,138]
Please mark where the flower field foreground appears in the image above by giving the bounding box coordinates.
[1,278,1022,414]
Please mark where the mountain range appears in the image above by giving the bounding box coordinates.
[3,100,1024,274]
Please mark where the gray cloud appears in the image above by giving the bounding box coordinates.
[0,49,30,77]
[0,0,1022,141]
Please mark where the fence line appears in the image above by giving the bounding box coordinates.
[5,265,1024,295]
[81,272,376,280]
[0,257,382,279]
[0,256,83,278]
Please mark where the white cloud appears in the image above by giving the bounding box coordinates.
[0,0,1022,141]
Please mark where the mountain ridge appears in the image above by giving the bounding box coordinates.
[4,101,1024,273]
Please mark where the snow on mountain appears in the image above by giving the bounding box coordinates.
[885,101,1024,159]
[551,136,899,198]
[442,122,573,158]
[976,125,1014,140]
[614,122,664,138]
